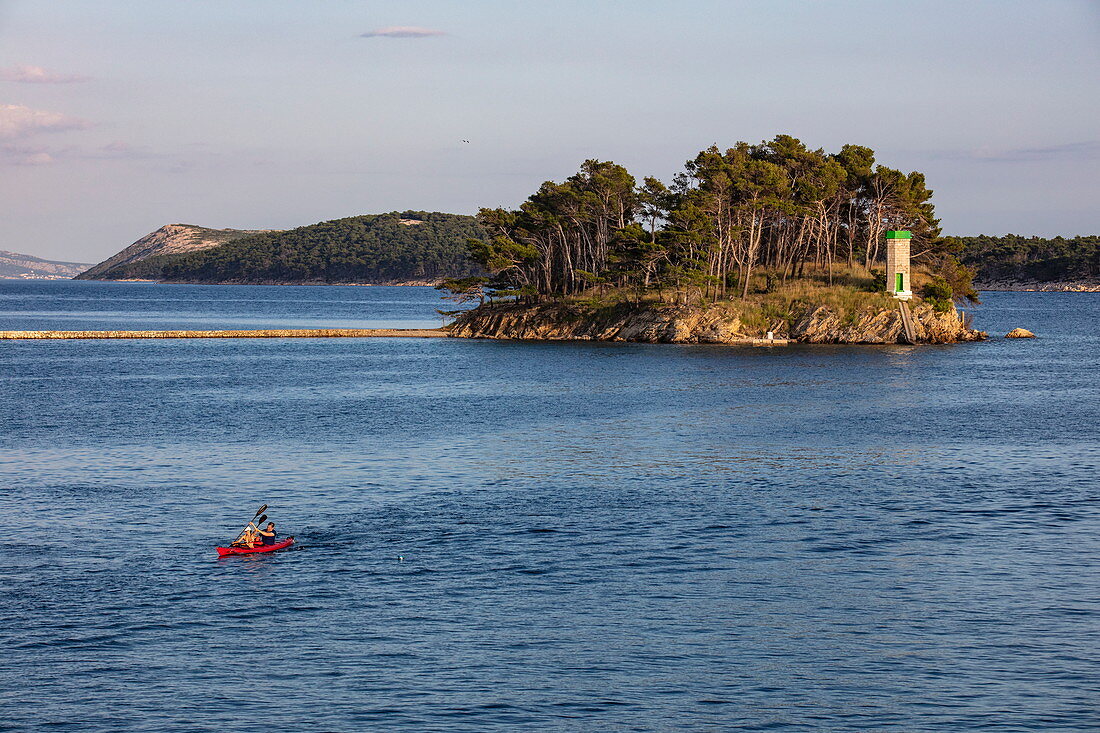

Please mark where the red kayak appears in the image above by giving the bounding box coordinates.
[216,537,295,557]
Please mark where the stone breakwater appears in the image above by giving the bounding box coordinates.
[449,302,986,344]
[1,306,985,344]
[0,328,449,340]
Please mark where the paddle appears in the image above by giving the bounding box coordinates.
[230,514,267,547]
[229,505,268,546]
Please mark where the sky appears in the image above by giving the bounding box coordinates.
[1,0,1098,263]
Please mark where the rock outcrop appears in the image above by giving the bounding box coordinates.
[1005,328,1036,338]
[449,301,985,345]
[791,304,984,344]
[76,224,274,280]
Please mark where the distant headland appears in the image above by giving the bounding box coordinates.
[74,224,273,281]
[74,212,485,285]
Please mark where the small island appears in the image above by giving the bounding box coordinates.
[442,136,985,345]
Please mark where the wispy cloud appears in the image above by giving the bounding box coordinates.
[934,141,1100,163]
[0,104,92,140]
[360,26,446,38]
[0,140,165,167]
[0,64,90,84]
[0,141,163,167]
[93,141,162,160]
[0,144,57,165]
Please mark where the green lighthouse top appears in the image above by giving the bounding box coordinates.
[885,230,912,239]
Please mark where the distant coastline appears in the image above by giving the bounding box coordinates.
[55,277,1100,292]
[49,277,1100,293]
[959,235,1097,291]
[975,279,1100,292]
[100,278,442,287]
[0,249,92,280]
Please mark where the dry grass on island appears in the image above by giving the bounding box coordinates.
[448,265,985,345]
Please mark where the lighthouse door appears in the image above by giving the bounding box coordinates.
[895,272,904,293]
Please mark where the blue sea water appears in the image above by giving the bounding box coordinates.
[0,281,1097,732]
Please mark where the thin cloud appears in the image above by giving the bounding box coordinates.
[0,141,163,167]
[981,141,1100,162]
[360,26,446,38]
[0,144,56,166]
[934,141,1100,163]
[0,104,92,140]
[94,141,163,160]
[0,64,90,84]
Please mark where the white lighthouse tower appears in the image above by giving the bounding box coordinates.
[884,230,912,300]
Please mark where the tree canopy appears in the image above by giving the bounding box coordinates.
[462,136,972,302]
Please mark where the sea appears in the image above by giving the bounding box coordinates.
[0,280,1097,732]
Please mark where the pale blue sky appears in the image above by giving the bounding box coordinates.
[1,0,1097,261]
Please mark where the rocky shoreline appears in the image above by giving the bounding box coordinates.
[450,301,985,345]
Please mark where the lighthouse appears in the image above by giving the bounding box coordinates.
[884,230,912,300]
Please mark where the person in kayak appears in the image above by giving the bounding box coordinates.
[239,520,277,548]
[256,521,277,546]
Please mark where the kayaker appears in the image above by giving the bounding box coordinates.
[255,521,278,546]
[238,520,277,548]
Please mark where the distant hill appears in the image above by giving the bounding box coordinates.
[77,211,486,285]
[953,234,1100,289]
[0,250,92,279]
[76,224,274,280]
[155,211,486,284]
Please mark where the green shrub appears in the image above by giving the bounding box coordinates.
[920,276,953,312]
[760,301,794,330]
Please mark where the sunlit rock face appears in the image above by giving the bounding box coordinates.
[791,305,985,344]
[450,302,986,344]
[76,224,274,280]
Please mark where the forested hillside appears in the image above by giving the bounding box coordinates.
[953,235,1099,284]
[155,212,485,284]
